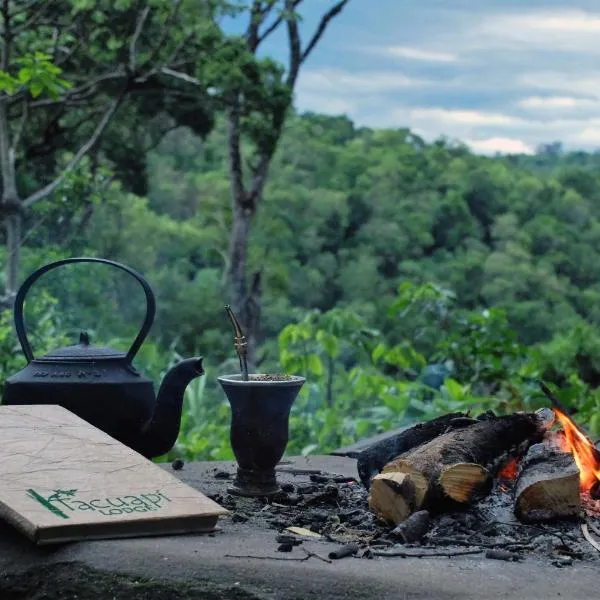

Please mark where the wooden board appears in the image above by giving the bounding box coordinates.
[0,404,229,545]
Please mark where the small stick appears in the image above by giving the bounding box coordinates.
[373,549,483,558]
[328,543,360,560]
[428,536,531,551]
[485,549,522,562]
[224,548,332,564]
[538,380,572,416]
[582,523,600,553]
[587,520,600,538]
[224,305,248,381]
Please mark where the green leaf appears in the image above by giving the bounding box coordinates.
[316,330,338,358]
[29,82,43,98]
[306,354,324,377]
[443,378,465,400]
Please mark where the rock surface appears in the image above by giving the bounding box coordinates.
[0,456,598,600]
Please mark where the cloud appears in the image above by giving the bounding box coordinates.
[517,96,600,109]
[288,2,600,154]
[472,9,600,53]
[518,71,600,97]
[409,108,520,127]
[465,137,535,155]
[297,68,429,96]
[365,45,459,63]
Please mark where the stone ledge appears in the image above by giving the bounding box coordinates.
[0,456,597,600]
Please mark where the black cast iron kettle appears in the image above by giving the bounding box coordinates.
[2,257,204,459]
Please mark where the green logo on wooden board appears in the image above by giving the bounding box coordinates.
[26,488,172,519]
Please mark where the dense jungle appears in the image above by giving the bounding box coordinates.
[2,1,600,462]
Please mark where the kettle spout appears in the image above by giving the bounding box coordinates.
[137,357,204,459]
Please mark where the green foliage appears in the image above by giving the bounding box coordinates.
[8,64,600,460]
[0,52,72,98]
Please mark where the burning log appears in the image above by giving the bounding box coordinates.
[368,409,554,525]
[514,442,580,522]
[356,412,471,489]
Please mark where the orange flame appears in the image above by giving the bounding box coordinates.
[498,457,519,481]
[554,408,600,492]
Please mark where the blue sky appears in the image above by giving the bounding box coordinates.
[250,1,600,155]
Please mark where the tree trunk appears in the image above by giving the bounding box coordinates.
[225,203,259,371]
[5,213,21,297]
[0,95,22,304]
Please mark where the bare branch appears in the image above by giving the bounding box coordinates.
[255,0,302,49]
[247,1,267,52]
[285,0,302,87]
[159,66,201,86]
[22,95,124,209]
[16,69,127,110]
[129,5,151,72]
[301,0,349,62]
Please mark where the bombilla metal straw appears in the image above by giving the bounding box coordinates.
[225,305,249,381]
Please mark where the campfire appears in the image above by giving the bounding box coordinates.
[356,381,600,559]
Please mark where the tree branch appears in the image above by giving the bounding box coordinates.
[11,0,54,36]
[301,0,349,62]
[141,0,182,70]
[159,66,201,86]
[255,0,302,49]
[285,0,302,87]
[22,95,124,209]
[129,4,151,72]
[1,0,10,70]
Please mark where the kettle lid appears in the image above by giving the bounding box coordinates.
[37,331,125,362]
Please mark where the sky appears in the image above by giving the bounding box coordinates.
[251,0,600,155]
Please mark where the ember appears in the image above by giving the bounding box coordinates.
[498,457,519,482]
[554,408,600,494]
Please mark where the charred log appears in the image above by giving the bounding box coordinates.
[356,412,470,489]
[514,442,580,522]
[368,409,555,524]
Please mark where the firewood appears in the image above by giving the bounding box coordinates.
[514,443,580,522]
[368,409,554,524]
[390,510,430,543]
[356,412,470,489]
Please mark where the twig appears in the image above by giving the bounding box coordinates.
[373,549,483,558]
[129,5,151,72]
[582,523,600,553]
[224,554,310,562]
[22,95,124,208]
[587,519,600,538]
[538,380,573,416]
[275,468,322,475]
[224,547,332,564]
[428,536,531,551]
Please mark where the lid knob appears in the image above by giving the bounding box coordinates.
[79,331,90,346]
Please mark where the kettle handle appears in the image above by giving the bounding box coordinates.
[14,257,156,364]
